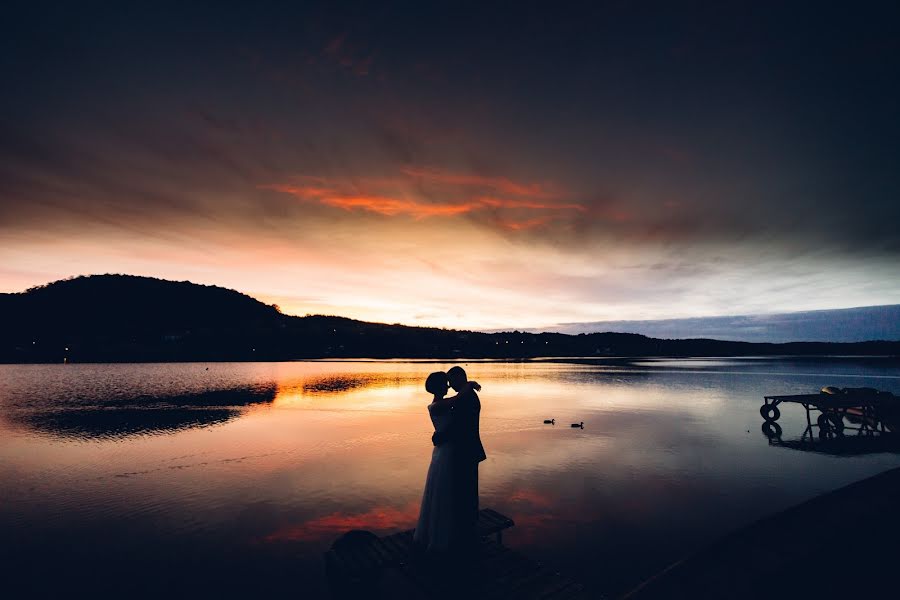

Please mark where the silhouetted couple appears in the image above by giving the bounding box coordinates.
[414,366,486,563]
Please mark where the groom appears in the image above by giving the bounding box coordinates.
[432,365,486,553]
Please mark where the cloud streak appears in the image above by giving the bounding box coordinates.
[261,182,478,217]
[260,169,585,223]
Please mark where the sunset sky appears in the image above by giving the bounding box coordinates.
[2,2,899,330]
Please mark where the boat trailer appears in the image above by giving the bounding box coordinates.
[760,387,899,439]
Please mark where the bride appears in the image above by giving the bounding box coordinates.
[413,371,480,554]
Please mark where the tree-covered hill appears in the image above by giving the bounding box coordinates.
[1,275,898,363]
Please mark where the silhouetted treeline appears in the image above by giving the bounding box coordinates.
[1,275,898,363]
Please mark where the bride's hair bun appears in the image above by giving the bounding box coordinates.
[425,371,447,395]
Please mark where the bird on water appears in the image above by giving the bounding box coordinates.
[543,419,555,424]
[571,422,584,428]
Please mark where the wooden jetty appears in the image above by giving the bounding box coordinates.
[325,508,589,599]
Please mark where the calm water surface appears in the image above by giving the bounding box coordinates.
[2,358,899,597]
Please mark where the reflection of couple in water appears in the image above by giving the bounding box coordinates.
[414,366,486,561]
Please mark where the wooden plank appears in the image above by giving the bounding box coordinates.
[354,544,381,570]
[352,543,380,570]
[491,568,557,600]
[476,546,541,593]
[477,546,521,576]
[482,508,514,525]
[380,533,409,562]
[377,535,402,561]
[478,561,541,599]
[518,571,577,599]
[478,519,504,533]
[477,540,508,561]
[368,537,396,566]
[480,509,512,528]
[491,508,515,524]
[478,510,501,524]
[481,544,518,570]
[478,513,515,539]
[394,532,415,559]
[545,582,589,599]
[478,557,529,589]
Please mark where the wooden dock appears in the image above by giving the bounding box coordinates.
[325,508,589,599]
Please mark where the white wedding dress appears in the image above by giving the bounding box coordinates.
[413,401,456,552]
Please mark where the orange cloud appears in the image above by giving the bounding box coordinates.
[261,167,584,226]
[261,183,481,218]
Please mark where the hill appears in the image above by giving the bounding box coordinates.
[1,275,898,363]
[539,304,900,343]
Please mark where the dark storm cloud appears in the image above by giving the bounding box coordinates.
[2,1,899,250]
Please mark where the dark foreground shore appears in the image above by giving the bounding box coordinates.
[624,466,900,599]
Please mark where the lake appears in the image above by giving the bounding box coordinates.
[2,358,899,597]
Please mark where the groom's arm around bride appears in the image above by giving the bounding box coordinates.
[431,377,483,458]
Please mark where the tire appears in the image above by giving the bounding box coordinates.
[762,421,783,439]
[760,404,781,422]
[829,414,845,434]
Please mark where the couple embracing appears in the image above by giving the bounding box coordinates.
[414,366,486,558]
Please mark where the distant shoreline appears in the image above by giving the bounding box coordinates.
[4,275,899,364]
[3,354,900,366]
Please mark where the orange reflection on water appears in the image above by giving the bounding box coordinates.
[261,501,420,543]
[508,488,556,510]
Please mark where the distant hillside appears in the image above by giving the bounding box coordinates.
[1,274,898,363]
[1,274,280,333]
[541,304,900,343]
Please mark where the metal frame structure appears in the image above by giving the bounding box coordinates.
[760,391,897,440]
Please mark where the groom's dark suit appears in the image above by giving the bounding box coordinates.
[432,388,485,550]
